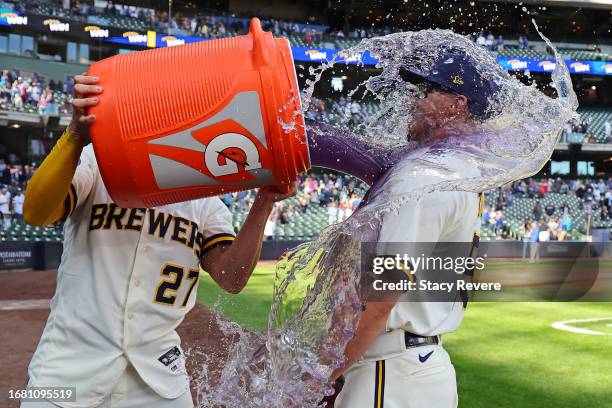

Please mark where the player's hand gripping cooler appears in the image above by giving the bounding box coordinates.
[86,18,310,208]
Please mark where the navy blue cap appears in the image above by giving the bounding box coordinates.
[400,49,505,119]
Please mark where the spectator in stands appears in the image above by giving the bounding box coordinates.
[584,185,595,204]
[30,82,42,104]
[513,180,526,196]
[309,188,320,206]
[0,160,10,186]
[522,221,531,258]
[544,202,555,217]
[496,35,505,52]
[12,188,24,224]
[264,211,277,240]
[529,221,540,262]
[495,210,505,231]
[559,202,570,216]
[37,88,53,115]
[485,33,495,51]
[600,205,610,222]
[64,77,74,95]
[0,186,10,228]
[527,179,537,198]
[487,207,498,227]
[604,120,611,142]
[481,206,490,224]
[538,220,550,243]
[561,213,573,234]
[11,82,23,109]
[304,30,314,47]
[278,203,292,224]
[551,177,561,193]
[593,184,601,202]
[349,194,360,211]
[597,178,606,195]
[10,164,21,185]
[548,216,560,240]
[327,200,338,224]
[298,195,308,213]
[218,22,227,37]
[476,32,486,47]
[537,180,548,197]
[532,201,542,222]
[562,121,572,143]
[221,192,233,207]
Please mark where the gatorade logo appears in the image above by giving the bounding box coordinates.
[205,132,262,177]
[147,92,273,190]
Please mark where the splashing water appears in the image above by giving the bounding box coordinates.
[194,24,577,408]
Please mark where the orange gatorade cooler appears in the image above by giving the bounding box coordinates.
[87,18,309,208]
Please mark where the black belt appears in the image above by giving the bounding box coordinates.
[404,332,440,349]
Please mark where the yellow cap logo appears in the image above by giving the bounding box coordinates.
[451,75,464,85]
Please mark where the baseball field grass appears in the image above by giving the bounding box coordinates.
[197,260,612,407]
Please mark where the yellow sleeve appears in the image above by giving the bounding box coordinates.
[23,129,83,226]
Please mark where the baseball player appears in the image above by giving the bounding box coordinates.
[22,74,293,407]
[325,50,506,407]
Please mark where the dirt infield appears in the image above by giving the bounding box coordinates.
[0,269,235,408]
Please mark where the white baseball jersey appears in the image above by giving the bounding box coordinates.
[27,145,235,408]
[363,149,484,337]
[12,193,25,215]
[0,191,10,214]
[379,189,482,336]
[337,155,483,408]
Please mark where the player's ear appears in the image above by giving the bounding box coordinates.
[455,95,468,110]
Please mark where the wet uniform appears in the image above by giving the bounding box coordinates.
[23,145,235,408]
[336,166,484,408]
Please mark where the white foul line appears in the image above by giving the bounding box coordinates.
[551,317,612,336]
[0,299,50,311]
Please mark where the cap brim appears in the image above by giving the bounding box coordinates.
[399,67,433,86]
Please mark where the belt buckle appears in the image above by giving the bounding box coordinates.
[404,332,439,349]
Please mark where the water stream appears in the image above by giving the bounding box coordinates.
[194,24,577,408]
